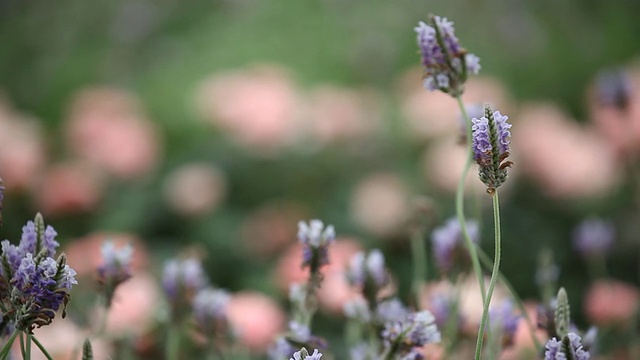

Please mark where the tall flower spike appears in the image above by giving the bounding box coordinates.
[555,287,571,339]
[471,105,513,194]
[297,220,335,271]
[415,14,480,96]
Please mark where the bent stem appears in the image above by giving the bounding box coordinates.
[474,191,502,360]
[0,328,19,359]
[31,335,53,360]
[455,95,486,302]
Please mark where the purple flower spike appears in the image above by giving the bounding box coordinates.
[431,217,479,274]
[545,333,590,360]
[489,300,521,348]
[192,287,230,332]
[572,218,614,257]
[415,15,480,96]
[162,257,207,303]
[472,106,513,194]
[298,220,335,270]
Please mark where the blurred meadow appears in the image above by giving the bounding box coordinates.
[1,0,640,358]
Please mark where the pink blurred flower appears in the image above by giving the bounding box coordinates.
[0,99,46,191]
[226,291,286,352]
[422,139,486,194]
[274,238,363,313]
[64,232,149,277]
[34,162,104,216]
[303,85,380,145]
[65,87,162,179]
[195,65,304,154]
[101,272,160,336]
[240,201,308,258]
[513,103,621,199]
[585,280,640,327]
[350,173,411,238]
[163,162,227,217]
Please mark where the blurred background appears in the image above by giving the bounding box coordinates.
[1,0,640,358]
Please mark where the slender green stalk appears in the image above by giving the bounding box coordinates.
[410,229,428,308]
[474,191,502,360]
[167,325,181,360]
[0,328,19,359]
[31,335,53,360]
[19,332,26,359]
[455,95,486,302]
[477,248,542,350]
[25,333,32,360]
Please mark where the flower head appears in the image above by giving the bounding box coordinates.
[545,333,590,360]
[415,15,480,96]
[489,300,521,347]
[162,257,207,306]
[472,105,513,194]
[346,249,389,292]
[192,287,230,333]
[572,218,614,257]
[290,348,323,360]
[297,220,335,270]
[97,241,133,306]
[431,217,479,273]
[382,310,441,357]
[595,69,632,111]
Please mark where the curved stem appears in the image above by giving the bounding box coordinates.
[0,328,19,359]
[474,191,502,360]
[477,248,542,350]
[455,95,486,302]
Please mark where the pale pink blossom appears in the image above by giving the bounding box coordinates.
[195,65,303,154]
[585,280,640,327]
[226,291,286,352]
[163,162,227,216]
[102,273,160,336]
[513,103,621,199]
[0,100,46,191]
[303,85,380,144]
[35,162,104,215]
[65,87,161,179]
[350,173,411,238]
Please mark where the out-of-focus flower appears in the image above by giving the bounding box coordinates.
[346,249,389,291]
[102,272,160,336]
[594,69,632,111]
[423,139,487,194]
[98,241,133,307]
[584,280,639,327]
[376,298,409,324]
[274,239,363,313]
[343,297,371,322]
[415,15,480,95]
[513,103,621,199]
[192,287,230,335]
[163,162,227,217]
[489,300,521,348]
[195,65,304,154]
[431,217,479,274]
[350,173,411,238]
[64,232,148,277]
[0,102,46,191]
[382,310,441,358]
[303,85,380,145]
[298,219,335,269]
[544,333,590,360]
[471,106,513,194]
[572,218,615,257]
[226,291,286,352]
[65,87,161,179]
[162,257,207,304]
[34,162,104,216]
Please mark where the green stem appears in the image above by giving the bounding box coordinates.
[455,95,486,302]
[410,229,428,308]
[474,191,502,360]
[31,335,53,360]
[0,328,19,359]
[25,333,32,360]
[19,332,26,359]
[167,325,180,360]
[477,248,542,350]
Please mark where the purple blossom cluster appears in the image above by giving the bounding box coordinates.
[162,257,207,302]
[298,220,335,270]
[192,287,230,333]
[381,310,441,357]
[489,300,521,347]
[572,218,615,257]
[0,213,77,331]
[290,348,323,360]
[431,217,479,273]
[545,333,590,360]
[415,15,480,96]
[346,249,388,290]
[471,106,513,193]
[98,241,133,302]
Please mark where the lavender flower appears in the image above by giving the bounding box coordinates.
[415,15,480,96]
[18,214,59,259]
[489,300,520,347]
[289,320,312,342]
[595,69,632,111]
[162,257,207,304]
[346,249,388,291]
[382,310,441,357]
[192,287,230,333]
[268,337,297,360]
[290,348,323,360]
[298,220,335,270]
[472,106,513,194]
[376,298,409,323]
[429,293,462,330]
[431,217,479,273]
[545,333,590,360]
[572,218,614,257]
[98,241,133,307]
